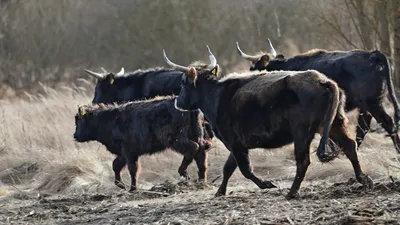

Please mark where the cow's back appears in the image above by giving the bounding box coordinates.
[221,70,332,147]
[283,50,381,84]
[141,70,183,98]
[120,97,194,152]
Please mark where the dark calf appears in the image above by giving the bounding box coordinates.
[73,96,208,191]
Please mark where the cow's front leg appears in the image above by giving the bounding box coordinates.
[112,155,126,189]
[231,144,277,189]
[173,138,199,181]
[194,146,208,183]
[215,153,237,196]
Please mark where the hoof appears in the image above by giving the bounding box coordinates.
[196,178,207,184]
[115,180,126,190]
[285,192,299,200]
[215,189,226,197]
[128,186,137,193]
[259,180,277,189]
[358,174,374,190]
[178,175,190,184]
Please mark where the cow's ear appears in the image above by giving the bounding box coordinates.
[78,106,87,116]
[276,54,285,61]
[187,67,198,86]
[106,73,115,84]
[261,54,270,67]
[210,65,218,76]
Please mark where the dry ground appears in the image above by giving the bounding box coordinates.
[0,83,400,224]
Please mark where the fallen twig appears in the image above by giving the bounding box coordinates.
[138,190,170,197]
[388,164,400,170]
[286,215,295,225]
[211,175,222,184]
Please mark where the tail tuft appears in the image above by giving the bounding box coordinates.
[383,55,400,131]
[316,138,340,163]
[316,80,341,162]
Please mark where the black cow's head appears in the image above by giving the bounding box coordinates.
[236,39,285,71]
[163,46,219,111]
[189,61,222,78]
[83,68,125,104]
[73,105,97,142]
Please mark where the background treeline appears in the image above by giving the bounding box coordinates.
[0,0,399,99]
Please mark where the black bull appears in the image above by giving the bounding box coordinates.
[162,48,373,199]
[236,40,400,154]
[82,67,214,187]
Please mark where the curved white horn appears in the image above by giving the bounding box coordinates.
[236,42,263,62]
[267,38,277,58]
[206,45,217,69]
[84,69,105,80]
[162,49,191,73]
[116,67,125,76]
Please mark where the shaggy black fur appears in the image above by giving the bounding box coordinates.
[87,67,215,187]
[73,96,209,192]
[246,48,400,153]
[173,67,373,199]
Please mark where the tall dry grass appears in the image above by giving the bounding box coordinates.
[0,81,399,197]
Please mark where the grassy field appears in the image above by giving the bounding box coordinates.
[0,82,400,224]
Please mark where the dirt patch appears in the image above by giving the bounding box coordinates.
[1,180,399,224]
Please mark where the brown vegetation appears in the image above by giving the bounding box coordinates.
[2,0,400,99]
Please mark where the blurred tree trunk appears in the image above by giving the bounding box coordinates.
[377,0,390,55]
[392,0,400,86]
[353,0,373,49]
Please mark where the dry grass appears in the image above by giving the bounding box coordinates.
[0,82,399,198]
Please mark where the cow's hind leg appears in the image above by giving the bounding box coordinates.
[330,117,374,189]
[286,128,314,200]
[356,109,372,149]
[215,153,237,197]
[113,155,126,189]
[230,144,277,190]
[368,101,400,153]
[126,154,140,192]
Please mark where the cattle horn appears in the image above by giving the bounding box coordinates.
[206,45,217,69]
[267,38,277,58]
[236,42,262,62]
[162,49,191,73]
[84,69,105,80]
[116,67,125,76]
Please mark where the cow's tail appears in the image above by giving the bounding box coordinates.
[316,80,341,163]
[384,56,400,131]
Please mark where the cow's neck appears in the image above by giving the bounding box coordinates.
[91,110,119,146]
[197,79,222,126]
[268,59,292,71]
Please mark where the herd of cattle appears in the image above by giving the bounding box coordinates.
[73,40,399,199]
